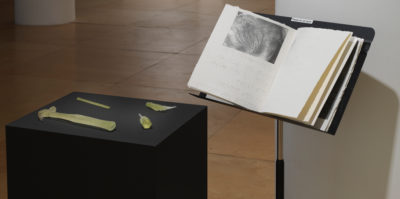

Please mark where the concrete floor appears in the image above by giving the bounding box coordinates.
[0,0,276,198]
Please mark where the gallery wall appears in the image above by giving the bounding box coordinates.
[276,0,400,199]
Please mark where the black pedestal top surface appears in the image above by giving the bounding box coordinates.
[6,92,206,147]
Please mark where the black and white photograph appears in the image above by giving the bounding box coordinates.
[223,12,288,64]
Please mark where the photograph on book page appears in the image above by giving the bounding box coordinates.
[223,11,288,64]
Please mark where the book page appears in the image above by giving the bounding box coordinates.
[188,4,296,111]
[303,36,356,125]
[205,93,234,105]
[261,28,352,119]
[317,38,364,131]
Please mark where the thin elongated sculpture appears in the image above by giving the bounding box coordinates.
[38,106,116,132]
[76,97,110,109]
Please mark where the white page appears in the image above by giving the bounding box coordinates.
[188,4,296,111]
[318,38,364,131]
[205,94,234,105]
[305,36,355,125]
[261,28,352,119]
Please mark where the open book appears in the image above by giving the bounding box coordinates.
[188,4,364,130]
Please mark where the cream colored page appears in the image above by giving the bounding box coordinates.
[205,94,234,105]
[305,37,356,125]
[261,28,352,118]
[188,4,296,111]
[319,38,364,131]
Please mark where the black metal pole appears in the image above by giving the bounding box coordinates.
[275,120,284,199]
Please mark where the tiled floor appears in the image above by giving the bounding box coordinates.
[0,0,276,198]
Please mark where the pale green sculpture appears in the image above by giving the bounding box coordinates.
[76,97,110,109]
[38,106,116,132]
[145,102,176,111]
[138,113,152,129]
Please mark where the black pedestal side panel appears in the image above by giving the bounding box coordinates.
[156,108,207,199]
[6,128,157,199]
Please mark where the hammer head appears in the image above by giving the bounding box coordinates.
[38,106,57,121]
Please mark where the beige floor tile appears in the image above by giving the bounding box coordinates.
[205,103,241,137]
[180,0,274,15]
[2,47,170,84]
[81,26,211,53]
[1,23,123,46]
[76,8,162,26]
[0,41,62,66]
[209,111,276,161]
[181,39,208,55]
[0,27,17,42]
[178,0,227,16]
[208,154,274,199]
[226,0,275,12]
[0,23,12,30]
[133,10,218,30]
[0,75,112,112]
[116,53,198,90]
[258,8,275,15]
[75,0,116,10]
[101,0,197,11]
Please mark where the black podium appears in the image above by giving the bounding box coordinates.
[192,13,375,199]
[6,92,207,199]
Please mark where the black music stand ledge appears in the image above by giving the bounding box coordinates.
[191,13,375,199]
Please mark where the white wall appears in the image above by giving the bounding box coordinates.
[276,0,400,199]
